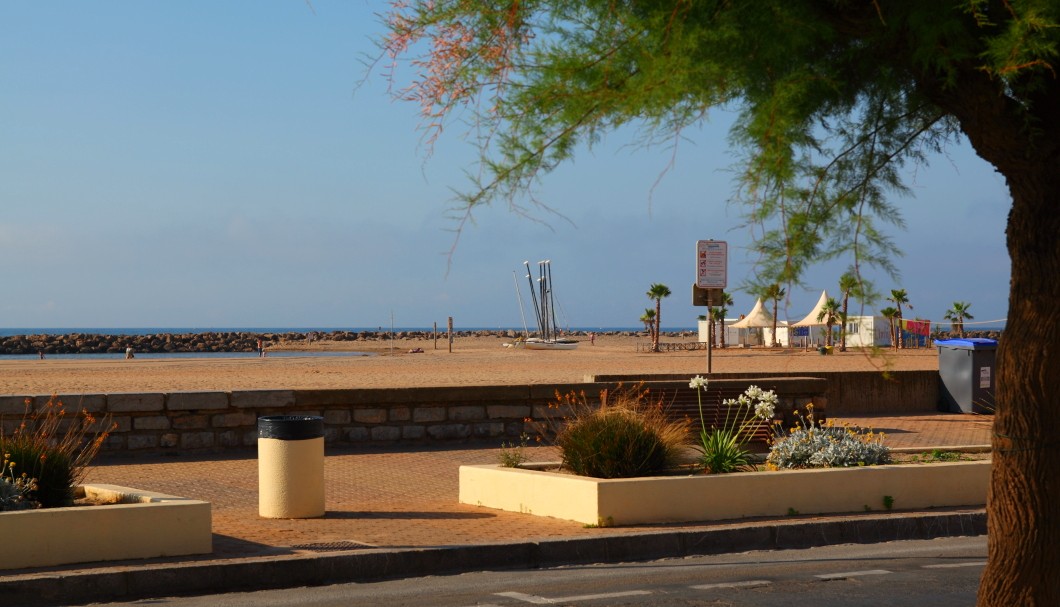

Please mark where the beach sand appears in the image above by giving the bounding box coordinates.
[0,334,938,395]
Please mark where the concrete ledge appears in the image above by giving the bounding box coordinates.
[0,484,212,570]
[459,461,990,525]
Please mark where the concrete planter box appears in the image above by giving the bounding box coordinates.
[0,484,212,570]
[459,461,990,526]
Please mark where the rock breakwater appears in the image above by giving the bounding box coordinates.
[0,329,667,355]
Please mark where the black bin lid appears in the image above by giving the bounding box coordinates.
[258,415,325,440]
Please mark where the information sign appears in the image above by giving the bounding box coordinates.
[696,240,728,289]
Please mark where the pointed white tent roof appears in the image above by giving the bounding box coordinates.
[792,290,830,326]
[731,298,775,328]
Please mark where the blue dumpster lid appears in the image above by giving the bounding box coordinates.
[935,338,998,350]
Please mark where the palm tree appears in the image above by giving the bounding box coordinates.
[880,306,900,351]
[711,290,734,348]
[944,301,974,338]
[640,308,656,339]
[837,272,864,352]
[646,283,671,353]
[816,297,842,347]
[709,307,726,347]
[762,284,785,347]
[886,289,912,349]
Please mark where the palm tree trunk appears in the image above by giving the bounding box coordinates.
[895,305,903,349]
[978,167,1060,605]
[651,299,661,352]
[771,300,779,347]
[840,296,849,352]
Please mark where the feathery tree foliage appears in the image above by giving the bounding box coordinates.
[379,3,1060,603]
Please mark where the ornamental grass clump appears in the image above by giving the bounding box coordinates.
[690,377,777,474]
[0,395,114,508]
[767,405,890,469]
[552,386,689,479]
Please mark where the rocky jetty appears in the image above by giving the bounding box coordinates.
[1,327,993,355]
[0,329,679,355]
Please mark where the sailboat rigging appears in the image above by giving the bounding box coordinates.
[506,259,578,350]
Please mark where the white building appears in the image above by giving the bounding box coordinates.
[841,315,893,348]
[698,319,763,346]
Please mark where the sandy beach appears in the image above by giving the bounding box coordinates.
[0,334,939,395]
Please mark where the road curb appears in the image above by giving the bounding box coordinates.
[2,509,986,606]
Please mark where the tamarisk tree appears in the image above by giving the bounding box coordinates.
[378,3,1060,604]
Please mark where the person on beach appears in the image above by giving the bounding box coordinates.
[257,339,264,358]
[125,346,134,359]
[590,332,596,345]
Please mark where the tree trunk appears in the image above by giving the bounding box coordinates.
[840,296,849,352]
[977,166,1060,605]
[652,300,661,353]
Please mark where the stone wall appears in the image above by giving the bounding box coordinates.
[0,376,847,454]
[590,370,941,415]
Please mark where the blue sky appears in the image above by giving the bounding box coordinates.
[1,2,1011,330]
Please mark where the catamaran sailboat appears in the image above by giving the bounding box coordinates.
[505,260,578,350]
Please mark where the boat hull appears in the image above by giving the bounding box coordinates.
[522,339,578,350]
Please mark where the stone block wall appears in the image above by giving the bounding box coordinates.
[0,377,837,454]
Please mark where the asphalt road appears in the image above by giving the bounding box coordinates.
[90,536,985,607]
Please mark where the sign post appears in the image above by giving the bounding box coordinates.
[695,240,728,375]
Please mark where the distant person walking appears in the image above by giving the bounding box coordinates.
[590,332,596,345]
[257,339,264,358]
[125,346,134,359]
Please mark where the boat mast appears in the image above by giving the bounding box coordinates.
[524,261,543,338]
[539,260,552,341]
[545,260,560,340]
[513,270,529,337]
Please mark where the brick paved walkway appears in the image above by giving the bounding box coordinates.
[73,412,993,565]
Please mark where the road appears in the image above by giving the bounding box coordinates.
[92,536,985,607]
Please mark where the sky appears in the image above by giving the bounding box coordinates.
[0,2,1012,331]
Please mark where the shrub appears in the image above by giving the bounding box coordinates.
[498,433,530,467]
[0,395,113,508]
[552,386,689,479]
[767,406,890,469]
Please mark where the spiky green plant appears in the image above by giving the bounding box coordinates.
[0,396,113,508]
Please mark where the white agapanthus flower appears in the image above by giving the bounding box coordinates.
[754,401,776,420]
[689,375,709,390]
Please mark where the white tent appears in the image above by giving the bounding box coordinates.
[792,290,831,326]
[731,298,775,328]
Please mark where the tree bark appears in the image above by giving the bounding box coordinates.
[913,58,1060,605]
[976,159,1060,607]
[652,299,661,353]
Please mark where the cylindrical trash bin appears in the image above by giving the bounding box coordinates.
[258,415,325,518]
[936,338,998,414]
